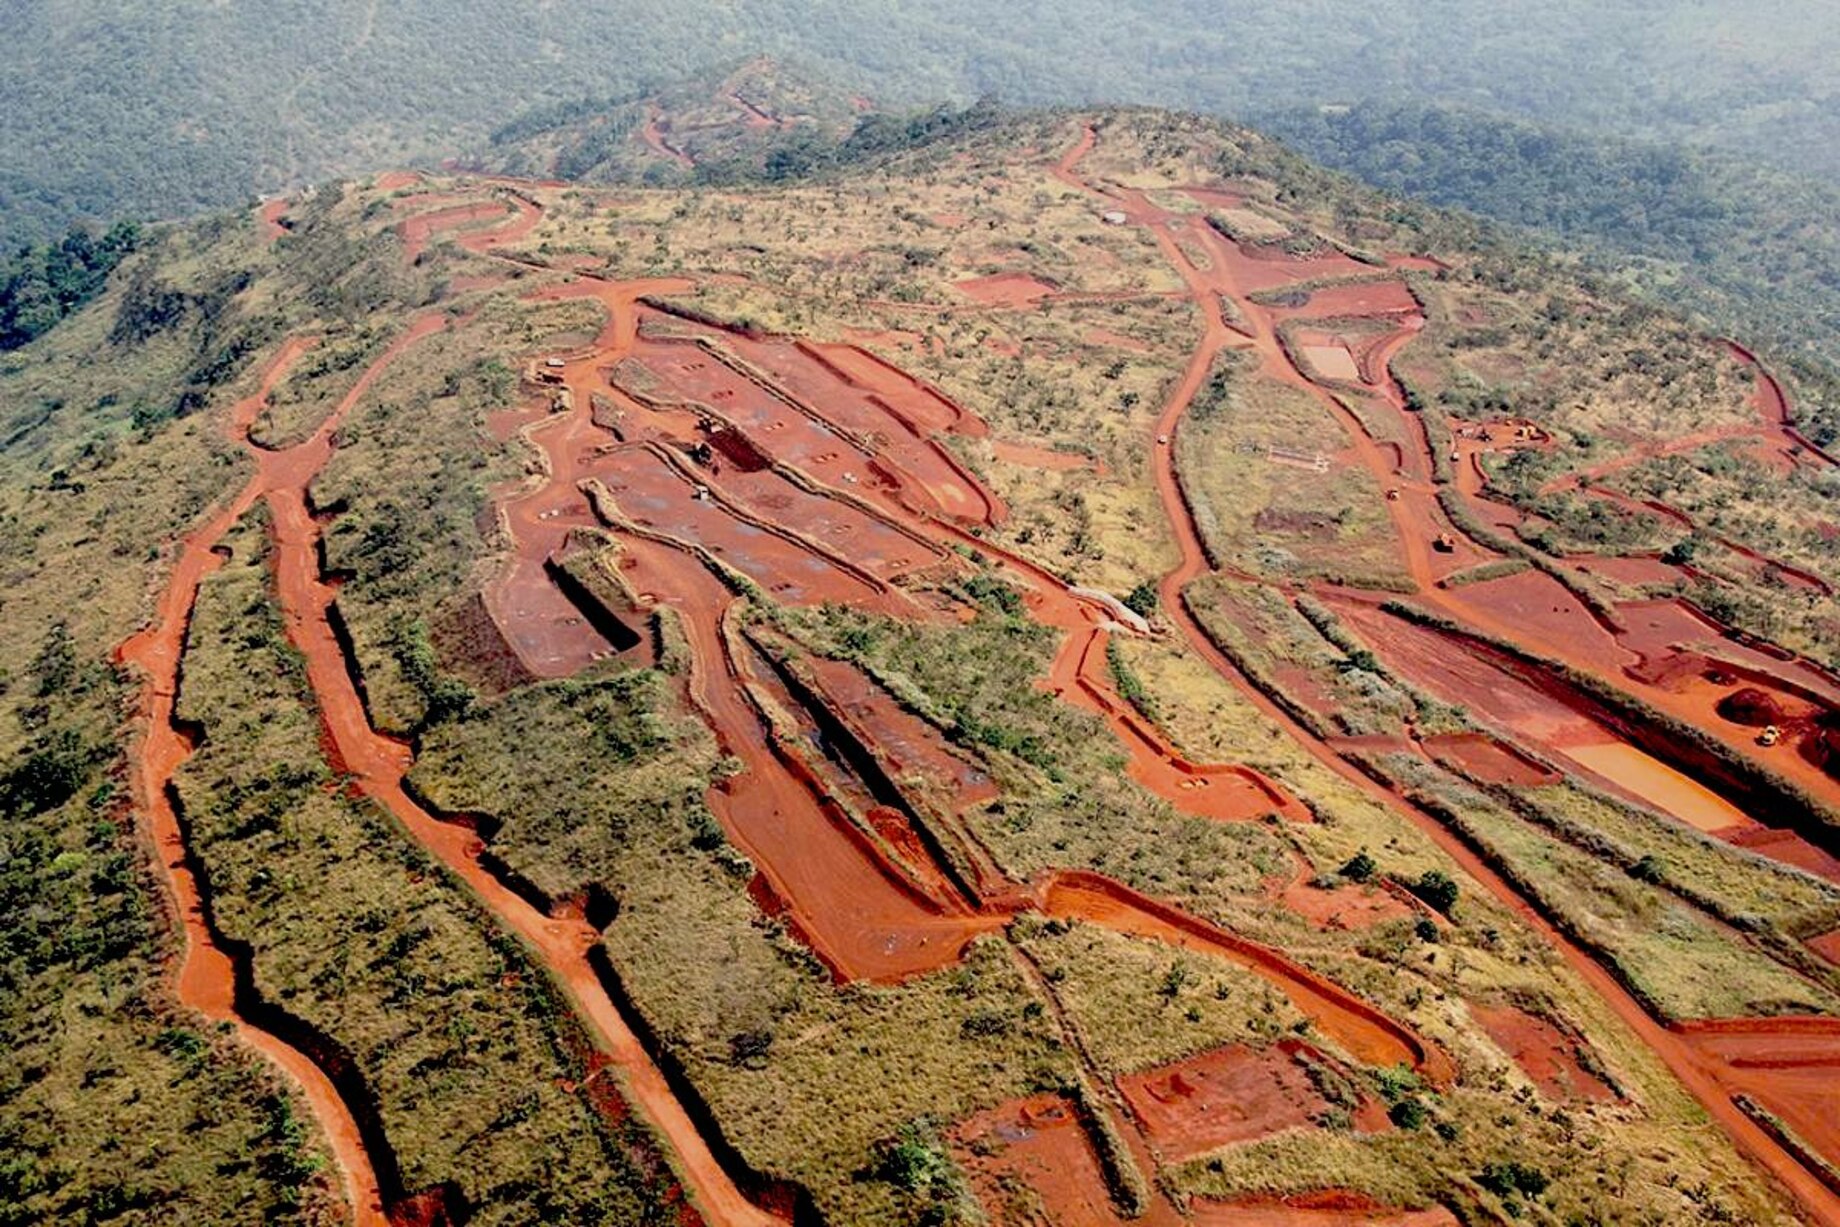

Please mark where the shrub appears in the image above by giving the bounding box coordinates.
[875,1122,948,1193]
[1477,1160,1550,1200]
[1407,868,1459,915]
[1340,849,1377,882]
[1388,1098,1427,1130]
[1627,854,1666,884]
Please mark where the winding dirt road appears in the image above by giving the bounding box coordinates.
[1051,122,1840,1226]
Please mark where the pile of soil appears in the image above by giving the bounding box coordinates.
[1716,686,1786,727]
[1807,722,1840,778]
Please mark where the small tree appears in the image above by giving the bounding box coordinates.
[1627,854,1666,884]
[1388,1098,1427,1130]
[1410,869,1460,915]
[1123,581,1158,618]
[1340,850,1377,883]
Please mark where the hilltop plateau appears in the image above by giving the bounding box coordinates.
[6,83,1840,1227]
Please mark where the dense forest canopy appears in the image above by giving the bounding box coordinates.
[0,0,1837,242]
[1258,101,1840,366]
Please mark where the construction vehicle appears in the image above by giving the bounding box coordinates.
[1759,725,1782,748]
[1386,487,1401,501]
[1433,533,1456,553]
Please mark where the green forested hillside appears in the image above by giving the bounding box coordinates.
[1,0,1837,242]
[1259,101,1840,366]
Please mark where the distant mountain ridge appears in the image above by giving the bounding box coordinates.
[3,0,1838,244]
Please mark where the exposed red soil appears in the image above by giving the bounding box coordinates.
[1725,338,1840,468]
[641,107,695,169]
[953,1093,1449,1227]
[1260,842,1420,935]
[417,220,1465,1227]
[115,337,391,1226]
[803,655,999,811]
[952,1094,1139,1226]
[1718,686,1788,727]
[1190,1191,1457,1227]
[799,339,984,436]
[1050,122,1840,1225]
[1450,568,1632,674]
[989,438,1101,471]
[1571,553,1685,588]
[120,198,790,1224]
[1279,877,1418,931]
[258,198,291,242]
[1423,732,1561,787]
[1272,279,1421,320]
[955,272,1059,306]
[1118,1040,1386,1160]
[1039,873,1448,1080]
[1472,1003,1617,1103]
[1807,929,1840,966]
[1676,1019,1840,1180]
[1334,595,1757,833]
[1051,626,1305,824]
[398,193,542,264]
[375,171,422,192]
[159,146,1840,1221]
[500,268,1442,1109]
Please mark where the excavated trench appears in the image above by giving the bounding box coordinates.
[138,164,1840,1225]
[1048,123,1840,1223]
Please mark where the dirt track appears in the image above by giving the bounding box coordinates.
[116,336,390,1226]
[1049,122,1840,1225]
[398,187,1457,1215]
[118,200,788,1227]
[140,157,1840,1223]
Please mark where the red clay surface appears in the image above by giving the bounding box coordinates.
[1047,123,1840,1225]
[116,337,390,1227]
[1676,1019,1840,1181]
[179,155,1840,1224]
[1191,1192,1457,1227]
[1808,930,1840,966]
[1118,1040,1386,1160]
[1472,1003,1617,1103]
[1039,873,1448,1081]
[1266,850,1419,932]
[955,272,1059,305]
[258,198,291,242]
[952,1094,1138,1226]
[989,438,1101,471]
[377,180,1463,1227]
[494,266,1440,1102]
[1423,732,1561,788]
[952,1094,1449,1227]
[1056,627,1305,824]
[123,202,786,1226]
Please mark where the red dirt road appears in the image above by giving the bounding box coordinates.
[116,337,390,1227]
[124,200,786,1224]
[1118,1040,1386,1160]
[1049,122,1840,1225]
[952,1093,1451,1227]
